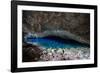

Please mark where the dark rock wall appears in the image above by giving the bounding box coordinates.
[22,10,90,42]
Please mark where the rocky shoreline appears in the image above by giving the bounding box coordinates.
[39,47,90,61]
[23,43,90,62]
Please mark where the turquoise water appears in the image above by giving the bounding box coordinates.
[25,36,89,48]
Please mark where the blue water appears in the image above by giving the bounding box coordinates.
[25,36,89,48]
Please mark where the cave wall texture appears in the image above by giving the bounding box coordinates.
[22,10,90,43]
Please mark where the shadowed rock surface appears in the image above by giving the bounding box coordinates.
[22,44,43,62]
